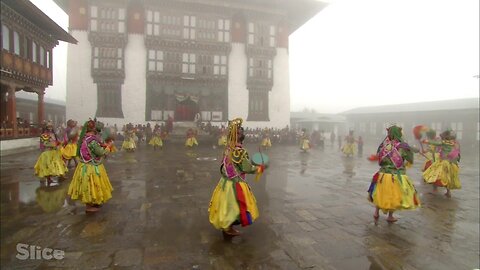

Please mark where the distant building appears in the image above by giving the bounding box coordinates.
[340,98,480,150]
[0,0,76,140]
[54,0,325,128]
[290,111,346,135]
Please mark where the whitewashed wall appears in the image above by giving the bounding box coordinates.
[121,34,146,125]
[66,30,96,124]
[228,43,249,122]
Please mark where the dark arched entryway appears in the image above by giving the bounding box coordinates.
[175,97,199,121]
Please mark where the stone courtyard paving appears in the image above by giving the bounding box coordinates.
[1,141,479,270]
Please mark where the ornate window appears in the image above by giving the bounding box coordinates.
[90,6,125,33]
[32,42,37,63]
[247,22,274,47]
[46,50,51,69]
[148,49,164,72]
[92,47,123,70]
[248,57,272,79]
[213,55,227,76]
[146,10,182,37]
[96,83,123,118]
[197,17,216,41]
[13,31,20,55]
[198,54,213,75]
[40,46,45,66]
[1,24,9,51]
[248,89,269,121]
[269,25,276,47]
[217,19,230,42]
[182,53,195,74]
[183,15,196,40]
[163,51,181,73]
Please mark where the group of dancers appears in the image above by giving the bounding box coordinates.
[33,118,462,236]
[367,125,461,223]
[34,119,115,213]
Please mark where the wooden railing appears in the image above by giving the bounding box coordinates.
[0,127,41,140]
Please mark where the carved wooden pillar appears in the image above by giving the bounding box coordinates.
[7,86,18,137]
[38,90,45,126]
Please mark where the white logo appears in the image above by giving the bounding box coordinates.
[16,243,65,260]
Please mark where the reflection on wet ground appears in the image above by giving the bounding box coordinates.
[1,143,479,269]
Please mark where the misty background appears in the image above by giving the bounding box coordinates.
[29,0,479,114]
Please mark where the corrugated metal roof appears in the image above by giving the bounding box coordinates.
[15,91,65,106]
[291,112,346,122]
[340,98,479,115]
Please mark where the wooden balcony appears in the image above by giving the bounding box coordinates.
[0,50,52,88]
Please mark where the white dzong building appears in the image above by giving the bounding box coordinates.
[54,0,325,128]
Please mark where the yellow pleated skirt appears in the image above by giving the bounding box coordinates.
[61,143,77,159]
[423,160,461,190]
[261,138,272,147]
[68,163,113,205]
[185,137,198,147]
[342,143,356,156]
[122,139,136,150]
[148,137,163,147]
[209,178,259,230]
[34,149,68,178]
[300,139,310,150]
[369,172,420,212]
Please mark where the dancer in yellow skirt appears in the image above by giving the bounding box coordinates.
[261,128,272,149]
[422,129,461,198]
[368,125,420,223]
[185,128,198,147]
[342,130,356,157]
[299,128,310,152]
[122,125,136,152]
[68,119,113,213]
[34,121,68,185]
[148,126,163,150]
[209,118,265,237]
[60,119,79,168]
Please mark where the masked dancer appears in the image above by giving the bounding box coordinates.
[34,121,68,185]
[208,118,265,237]
[68,119,113,213]
[422,129,461,198]
[368,125,420,223]
[61,119,79,168]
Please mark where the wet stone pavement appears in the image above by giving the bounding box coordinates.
[1,142,479,270]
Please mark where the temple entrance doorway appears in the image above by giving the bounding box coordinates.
[175,97,198,121]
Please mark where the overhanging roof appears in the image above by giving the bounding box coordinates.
[53,0,327,33]
[3,0,77,44]
[341,98,480,115]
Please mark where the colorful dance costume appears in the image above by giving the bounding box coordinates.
[185,128,198,147]
[342,131,356,157]
[34,123,68,180]
[209,118,264,236]
[300,130,310,151]
[261,130,272,148]
[148,128,163,149]
[368,126,420,215]
[68,120,113,212]
[60,120,78,164]
[122,129,136,151]
[422,130,461,191]
[421,130,440,172]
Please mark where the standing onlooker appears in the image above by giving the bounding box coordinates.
[357,136,364,157]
